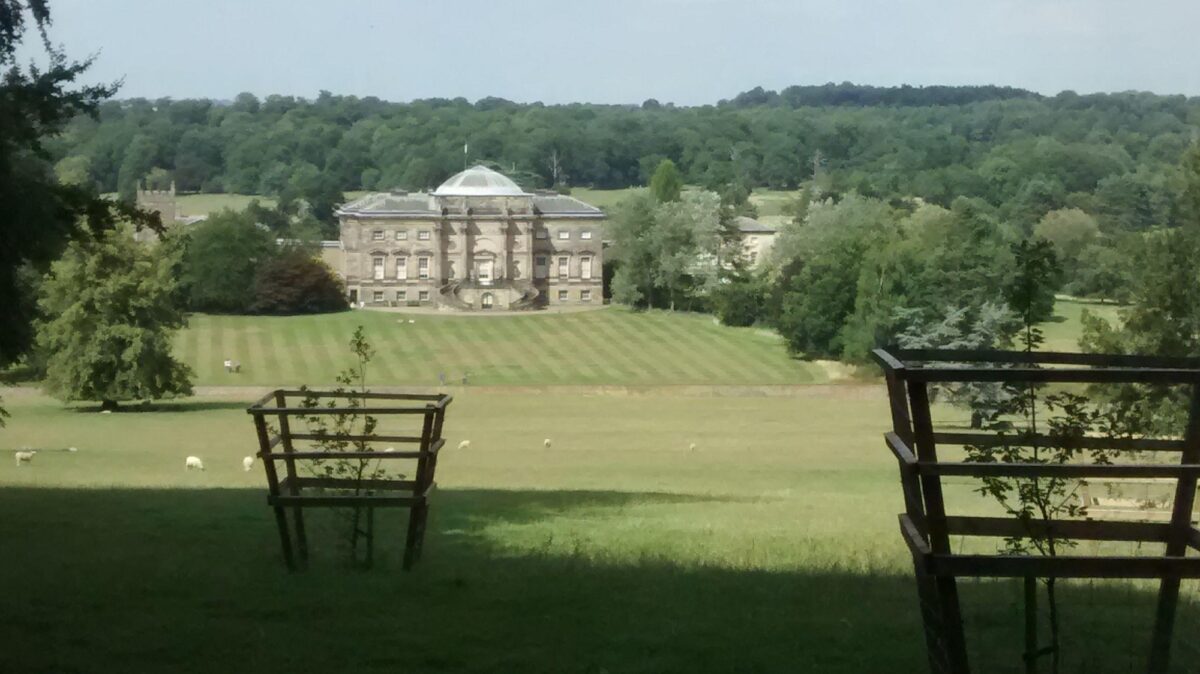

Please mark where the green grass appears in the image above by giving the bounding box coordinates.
[175,307,825,387]
[0,389,1188,672]
[1042,297,1123,352]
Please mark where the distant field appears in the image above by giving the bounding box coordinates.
[175,307,825,388]
[1043,297,1123,352]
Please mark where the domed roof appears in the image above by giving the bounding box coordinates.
[432,165,530,197]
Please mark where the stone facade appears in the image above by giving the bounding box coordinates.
[735,216,777,267]
[337,166,606,310]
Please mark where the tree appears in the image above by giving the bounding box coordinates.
[250,250,349,315]
[1,1,157,370]
[181,209,277,312]
[648,158,682,203]
[36,226,193,410]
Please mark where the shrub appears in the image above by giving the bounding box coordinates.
[250,250,349,315]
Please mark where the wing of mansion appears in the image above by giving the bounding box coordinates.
[335,166,607,311]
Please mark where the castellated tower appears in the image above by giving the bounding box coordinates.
[134,180,178,242]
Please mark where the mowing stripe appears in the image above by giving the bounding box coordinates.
[557,312,633,383]
[587,311,669,383]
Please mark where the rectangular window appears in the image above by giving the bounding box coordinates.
[581,289,592,302]
[581,231,593,240]
[396,290,407,301]
[557,256,568,278]
[418,290,430,302]
[418,230,430,241]
[580,256,592,279]
[418,257,430,279]
[557,230,569,240]
[372,230,385,241]
[535,229,548,240]
[558,290,568,302]
[396,256,407,279]
[372,290,384,303]
[534,255,548,279]
[395,230,408,241]
[373,257,385,280]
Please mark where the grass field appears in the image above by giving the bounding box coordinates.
[175,307,828,387]
[1,387,1192,673]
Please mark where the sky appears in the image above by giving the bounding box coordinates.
[24,0,1200,105]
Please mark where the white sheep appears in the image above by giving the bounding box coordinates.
[242,456,255,472]
[14,450,36,466]
[100,410,112,415]
[457,440,471,450]
[543,438,552,448]
[185,456,205,471]
[68,447,78,453]
[689,443,697,452]
[407,319,415,324]
[384,446,396,453]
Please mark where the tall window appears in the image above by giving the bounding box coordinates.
[418,257,430,279]
[557,256,569,278]
[373,257,385,280]
[534,255,548,279]
[396,256,407,279]
[580,256,592,279]
[481,293,494,309]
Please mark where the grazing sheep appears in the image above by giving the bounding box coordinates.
[543,438,552,448]
[68,447,78,453]
[14,450,36,466]
[689,443,697,452]
[100,410,112,415]
[185,456,205,471]
[457,440,471,450]
[384,446,396,453]
[407,319,415,324]
[242,456,255,472]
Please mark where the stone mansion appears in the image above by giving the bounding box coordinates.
[336,166,606,310]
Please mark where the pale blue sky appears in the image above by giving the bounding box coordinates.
[29,0,1200,104]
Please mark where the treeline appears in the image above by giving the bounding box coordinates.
[47,84,1199,235]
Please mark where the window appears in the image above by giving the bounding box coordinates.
[581,231,593,240]
[372,290,384,303]
[535,229,548,240]
[481,293,494,309]
[396,290,407,302]
[395,230,408,241]
[417,230,430,241]
[749,251,758,265]
[581,289,592,302]
[580,256,592,279]
[418,257,430,280]
[396,256,407,279]
[373,257,385,280]
[557,256,569,278]
[557,230,570,240]
[558,290,568,302]
[534,255,548,279]
[372,230,384,241]
[418,290,430,302]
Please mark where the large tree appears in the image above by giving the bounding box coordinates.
[0,1,157,368]
[36,226,193,410]
[181,208,277,312]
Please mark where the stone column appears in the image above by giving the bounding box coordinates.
[459,221,470,282]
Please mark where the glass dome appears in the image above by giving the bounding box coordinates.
[432,165,530,197]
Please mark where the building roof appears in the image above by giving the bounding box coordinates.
[337,185,606,220]
[735,216,777,234]
[432,165,530,197]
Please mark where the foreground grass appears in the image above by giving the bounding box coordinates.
[175,307,825,388]
[2,389,1196,672]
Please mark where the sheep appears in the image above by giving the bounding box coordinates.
[689,443,697,452]
[67,447,78,453]
[384,446,396,453]
[14,450,36,466]
[242,456,255,472]
[543,438,552,448]
[185,456,205,471]
[100,409,112,415]
[407,319,415,324]
[457,440,471,450]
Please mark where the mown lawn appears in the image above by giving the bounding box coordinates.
[1,388,1193,673]
[175,307,825,388]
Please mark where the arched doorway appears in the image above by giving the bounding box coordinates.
[481,292,494,310]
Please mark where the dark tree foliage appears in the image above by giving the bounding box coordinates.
[0,0,158,367]
[251,250,349,315]
[180,209,276,313]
